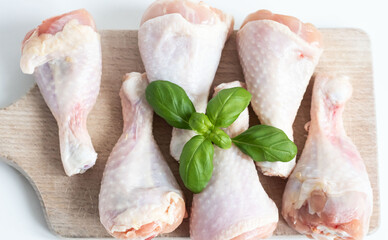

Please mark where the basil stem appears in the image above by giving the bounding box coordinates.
[179,135,214,193]
[146,80,195,129]
[206,87,251,128]
[232,125,297,162]
[209,128,231,149]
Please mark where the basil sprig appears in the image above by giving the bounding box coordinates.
[146,81,297,193]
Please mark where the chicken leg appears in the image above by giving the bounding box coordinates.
[282,74,373,240]
[190,81,278,240]
[236,10,323,177]
[138,0,233,161]
[99,73,185,239]
[20,9,101,176]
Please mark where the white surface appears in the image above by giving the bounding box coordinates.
[0,0,386,239]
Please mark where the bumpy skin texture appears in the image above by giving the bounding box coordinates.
[138,0,233,161]
[282,74,373,240]
[236,10,323,177]
[20,9,101,176]
[99,73,185,240]
[190,81,278,240]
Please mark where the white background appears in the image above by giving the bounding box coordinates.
[0,0,386,239]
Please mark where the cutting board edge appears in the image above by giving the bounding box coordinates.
[0,84,61,238]
[0,83,37,111]
[0,155,59,237]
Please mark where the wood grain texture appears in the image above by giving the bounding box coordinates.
[0,29,379,238]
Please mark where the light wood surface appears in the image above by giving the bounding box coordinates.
[0,29,379,238]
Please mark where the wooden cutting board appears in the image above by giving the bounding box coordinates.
[0,29,379,238]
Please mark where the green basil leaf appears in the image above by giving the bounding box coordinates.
[179,135,214,193]
[209,128,231,149]
[146,80,195,129]
[189,112,214,135]
[232,125,297,162]
[206,87,251,128]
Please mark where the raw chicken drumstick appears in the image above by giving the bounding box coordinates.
[20,9,101,176]
[236,10,323,177]
[282,74,373,240]
[190,81,278,240]
[99,73,185,240]
[138,0,233,161]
